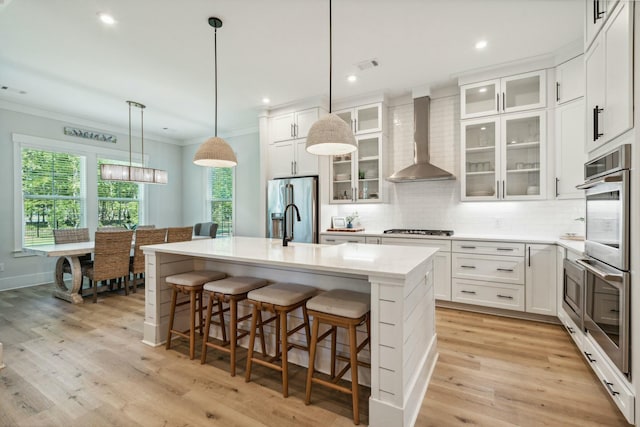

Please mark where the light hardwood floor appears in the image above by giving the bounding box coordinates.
[0,284,630,426]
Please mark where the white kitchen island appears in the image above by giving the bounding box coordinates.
[142,237,438,427]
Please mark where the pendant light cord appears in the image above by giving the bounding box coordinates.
[329,0,332,114]
[141,105,144,167]
[214,26,218,137]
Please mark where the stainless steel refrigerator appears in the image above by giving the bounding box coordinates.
[267,176,318,243]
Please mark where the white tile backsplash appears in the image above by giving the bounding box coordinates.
[329,95,585,238]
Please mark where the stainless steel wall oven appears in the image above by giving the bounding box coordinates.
[577,144,631,379]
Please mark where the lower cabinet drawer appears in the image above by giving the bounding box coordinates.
[557,307,584,350]
[452,279,524,311]
[452,253,524,285]
[582,335,635,424]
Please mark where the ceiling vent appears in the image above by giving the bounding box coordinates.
[356,59,379,71]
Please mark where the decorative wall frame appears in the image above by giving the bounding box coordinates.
[64,126,117,143]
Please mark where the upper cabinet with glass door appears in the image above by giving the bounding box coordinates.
[335,103,383,135]
[460,70,546,119]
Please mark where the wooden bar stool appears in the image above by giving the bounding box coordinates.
[304,289,371,425]
[165,270,226,359]
[201,276,268,376]
[245,282,317,397]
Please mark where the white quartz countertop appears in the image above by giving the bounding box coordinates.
[320,230,585,254]
[142,236,438,280]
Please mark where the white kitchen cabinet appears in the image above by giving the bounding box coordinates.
[585,0,608,50]
[319,234,366,244]
[335,103,383,135]
[267,139,319,178]
[582,335,635,424]
[330,133,384,204]
[452,253,525,285]
[452,278,525,311]
[555,55,584,105]
[460,70,546,119]
[270,108,319,144]
[461,111,546,201]
[554,98,586,199]
[585,0,633,152]
[381,237,452,301]
[525,244,557,316]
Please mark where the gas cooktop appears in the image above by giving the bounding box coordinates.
[383,229,454,237]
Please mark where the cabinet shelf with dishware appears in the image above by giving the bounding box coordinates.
[329,133,386,204]
[461,111,546,201]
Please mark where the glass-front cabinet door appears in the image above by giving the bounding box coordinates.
[461,79,500,119]
[335,103,382,135]
[330,134,382,203]
[461,117,500,200]
[501,70,546,114]
[501,111,546,199]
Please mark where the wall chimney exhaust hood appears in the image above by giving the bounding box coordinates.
[387,96,455,182]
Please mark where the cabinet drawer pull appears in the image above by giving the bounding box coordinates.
[496,268,514,272]
[565,325,575,334]
[347,240,360,243]
[325,239,336,242]
[460,265,476,269]
[461,290,476,295]
[460,245,476,249]
[584,351,596,363]
[556,82,560,102]
[496,294,513,300]
[496,248,514,251]
[604,380,620,396]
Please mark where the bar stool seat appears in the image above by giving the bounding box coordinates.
[165,270,226,360]
[305,289,371,425]
[201,276,268,376]
[245,282,317,397]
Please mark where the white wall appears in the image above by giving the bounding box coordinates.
[182,132,261,238]
[327,94,585,237]
[0,107,182,291]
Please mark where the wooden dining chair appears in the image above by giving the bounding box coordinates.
[130,228,167,290]
[97,226,127,232]
[81,230,134,303]
[166,226,193,243]
[135,225,156,230]
[194,222,218,238]
[53,228,92,289]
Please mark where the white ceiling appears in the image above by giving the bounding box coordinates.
[0,0,582,143]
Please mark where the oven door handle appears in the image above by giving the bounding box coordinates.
[576,259,624,282]
[576,174,623,190]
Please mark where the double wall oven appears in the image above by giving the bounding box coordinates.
[572,144,631,379]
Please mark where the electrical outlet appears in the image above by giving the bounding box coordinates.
[0,262,4,272]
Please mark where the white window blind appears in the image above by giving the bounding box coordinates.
[97,158,144,228]
[207,167,234,236]
[21,148,85,246]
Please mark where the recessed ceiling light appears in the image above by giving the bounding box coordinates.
[98,12,116,25]
[480,127,486,130]
[347,74,357,83]
[262,97,270,104]
[478,87,487,93]
[475,40,488,50]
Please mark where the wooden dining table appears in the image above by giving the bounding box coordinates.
[23,241,95,304]
[23,235,209,304]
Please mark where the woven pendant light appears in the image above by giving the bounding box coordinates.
[306,0,357,156]
[193,17,238,168]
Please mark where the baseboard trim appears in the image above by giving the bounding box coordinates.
[436,300,560,325]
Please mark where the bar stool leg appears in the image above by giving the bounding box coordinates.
[197,291,204,336]
[218,297,227,342]
[349,323,360,425]
[166,287,178,350]
[280,309,289,397]
[245,304,259,383]
[305,315,321,405]
[258,310,267,356]
[230,298,238,376]
[189,290,197,359]
[201,293,215,364]
[330,325,337,379]
[302,305,311,347]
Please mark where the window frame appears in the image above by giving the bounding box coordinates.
[205,166,236,236]
[13,133,149,252]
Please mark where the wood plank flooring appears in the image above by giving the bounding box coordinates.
[0,284,630,426]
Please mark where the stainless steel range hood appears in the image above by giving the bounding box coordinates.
[387,96,455,182]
